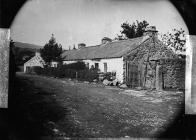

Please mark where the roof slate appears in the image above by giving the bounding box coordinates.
[62,36,149,60]
[24,55,45,65]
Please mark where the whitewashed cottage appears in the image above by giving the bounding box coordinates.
[61,26,175,89]
[24,52,45,73]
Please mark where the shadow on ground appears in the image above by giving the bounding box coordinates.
[5,74,196,139]
[158,102,185,139]
[8,76,83,140]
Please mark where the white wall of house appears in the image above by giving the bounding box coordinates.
[51,61,58,67]
[24,54,45,72]
[63,57,124,83]
[63,60,77,65]
[24,59,44,72]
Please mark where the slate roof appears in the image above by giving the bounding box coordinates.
[24,54,45,66]
[62,36,149,60]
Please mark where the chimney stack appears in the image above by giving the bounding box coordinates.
[101,37,112,44]
[78,43,86,49]
[73,44,76,50]
[35,51,40,56]
[143,26,158,37]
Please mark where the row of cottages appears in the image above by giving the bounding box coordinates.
[61,26,175,90]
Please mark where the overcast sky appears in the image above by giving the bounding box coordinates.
[11,0,188,49]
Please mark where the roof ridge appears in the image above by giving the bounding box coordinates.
[99,36,144,47]
[66,36,144,51]
[61,36,149,60]
[86,44,101,48]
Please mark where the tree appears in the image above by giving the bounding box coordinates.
[116,20,149,40]
[40,34,63,65]
[160,28,186,53]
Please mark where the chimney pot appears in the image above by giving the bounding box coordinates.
[144,26,158,37]
[35,51,40,56]
[78,43,86,49]
[102,37,112,44]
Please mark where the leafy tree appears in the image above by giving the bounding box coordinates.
[160,28,186,53]
[40,34,63,65]
[116,20,149,40]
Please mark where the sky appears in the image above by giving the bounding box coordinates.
[11,0,189,49]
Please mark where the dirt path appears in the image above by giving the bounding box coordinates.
[9,73,185,139]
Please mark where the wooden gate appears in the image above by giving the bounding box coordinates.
[125,61,140,88]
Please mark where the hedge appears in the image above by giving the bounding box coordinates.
[33,62,99,82]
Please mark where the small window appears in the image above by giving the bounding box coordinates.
[95,63,99,70]
[104,63,107,73]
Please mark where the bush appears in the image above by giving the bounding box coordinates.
[78,69,99,82]
[103,72,116,81]
[33,66,44,75]
[33,61,99,82]
[63,61,86,70]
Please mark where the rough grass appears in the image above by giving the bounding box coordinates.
[9,73,185,139]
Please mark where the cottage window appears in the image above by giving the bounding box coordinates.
[104,63,107,73]
[95,63,99,70]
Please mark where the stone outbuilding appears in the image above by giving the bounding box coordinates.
[62,26,178,90]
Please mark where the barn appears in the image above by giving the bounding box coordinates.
[62,26,179,90]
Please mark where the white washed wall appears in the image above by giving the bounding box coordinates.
[101,58,124,83]
[63,60,77,64]
[24,58,44,72]
[63,57,124,83]
[51,61,58,67]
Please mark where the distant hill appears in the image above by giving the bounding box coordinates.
[13,42,43,50]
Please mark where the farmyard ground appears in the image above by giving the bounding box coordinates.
[9,72,185,139]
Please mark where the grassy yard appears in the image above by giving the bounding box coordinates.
[8,73,185,139]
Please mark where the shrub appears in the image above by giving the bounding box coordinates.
[103,72,116,81]
[77,69,99,82]
[64,69,77,78]
[33,61,99,82]
[63,61,86,70]
[33,66,44,75]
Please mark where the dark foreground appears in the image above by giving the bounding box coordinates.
[5,73,193,139]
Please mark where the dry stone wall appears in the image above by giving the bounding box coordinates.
[123,37,185,90]
[0,29,9,108]
[162,58,185,90]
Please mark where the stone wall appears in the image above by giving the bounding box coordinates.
[123,36,183,90]
[162,58,185,90]
[0,29,9,108]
